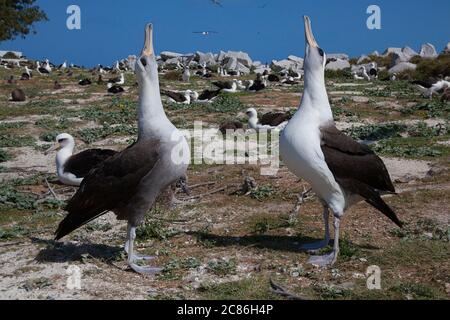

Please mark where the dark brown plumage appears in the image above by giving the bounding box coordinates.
[213,81,233,90]
[55,139,159,240]
[198,89,221,101]
[64,149,118,178]
[219,121,244,134]
[78,78,92,86]
[320,124,402,227]
[11,89,26,102]
[161,89,188,103]
[54,81,63,90]
[260,111,292,127]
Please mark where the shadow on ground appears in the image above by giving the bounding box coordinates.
[32,237,123,263]
[189,232,380,252]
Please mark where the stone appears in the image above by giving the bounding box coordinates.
[327,53,349,60]
[388,62,417,74]
[160,51,183,61]
[224,56,238,70]
[420,43,438,58]
[325,58,350,71]
[222,51,252,67]
[236,62,250,75]
[287,55,304,66]
[391,52,411,67]
[370,50,380,56]
[164,57,181,66]
[383,47,402,56]
[357,55,370,64]
[195,51,216,66]
[402,46,419,58]
[271,59,302,72]
[252,61,262,67]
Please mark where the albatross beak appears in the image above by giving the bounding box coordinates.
[44,144,60,155]
[141,23,154,57]
[304,16,318,48]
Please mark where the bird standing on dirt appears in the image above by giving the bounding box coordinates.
[280,16,403,267]
[55,24,190,275]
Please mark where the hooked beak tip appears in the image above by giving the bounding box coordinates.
[304,15,318,48]
[141,23,154,57]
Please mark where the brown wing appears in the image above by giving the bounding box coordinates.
[321,125,402,227]
[161,90,185,102]
[64,149,117,178]
[321,124,395,193]
[213,81,232,90]
[260,112,291,126]
[55,139,160,240]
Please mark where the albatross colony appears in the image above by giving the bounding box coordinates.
[55,23,190,274]
[280,16,403,267]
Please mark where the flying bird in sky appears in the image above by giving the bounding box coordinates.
[193,31,219,36]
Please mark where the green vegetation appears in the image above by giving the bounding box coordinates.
[249,185,276,201]
[205,94,245,113]
[0,148,11,162]
[0,134,35,147]
[345,123,406,141]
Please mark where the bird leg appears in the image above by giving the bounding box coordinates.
[288,187,312,224]
[299,205,330,252]
[125,223,162,274]
[307,216,340,267]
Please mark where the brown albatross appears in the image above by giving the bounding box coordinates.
[280,16,403,267]
[55,23,190,274]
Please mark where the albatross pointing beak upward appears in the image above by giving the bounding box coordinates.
[304,16,318,48]
[142,23,154,57]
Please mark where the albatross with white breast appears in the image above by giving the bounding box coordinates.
[280,16,403,267]
[46,133,117,186]
[55,23,190,274]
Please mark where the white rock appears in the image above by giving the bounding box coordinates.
[287,55,304,66]
[328,53,349,60]
[388,62,417,74]
[271,59,302,72]
[420,43,438,58]
[160,51,183,61]
[195,51,216,66]
[370,50,380,56]
[383,47,402,56]
[402,46,419,58]
[391,52,410,67]
[222,51,252,67]
[357,55,370,64]
[326,58,350,71]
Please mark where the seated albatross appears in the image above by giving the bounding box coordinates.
[55,24,190,274]
[46,133,117,186]
[280,17,403,267]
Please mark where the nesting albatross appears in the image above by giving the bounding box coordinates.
[280,16,403,267]
[46,133,117,186]
[55,24,190,274]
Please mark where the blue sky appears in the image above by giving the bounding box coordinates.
[1,0,449,67]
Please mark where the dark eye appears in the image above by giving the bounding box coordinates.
[140,57,147,66]
[318,48,324,57]
[58,138,67,143]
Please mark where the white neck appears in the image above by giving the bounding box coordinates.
[297,67,333,124]
[138,78,171,138]
[56,144,74,174]
[248,116,259,129]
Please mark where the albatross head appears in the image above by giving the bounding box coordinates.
[45,133,75,155]
[303,16,326,76]
[135,23,158,84]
